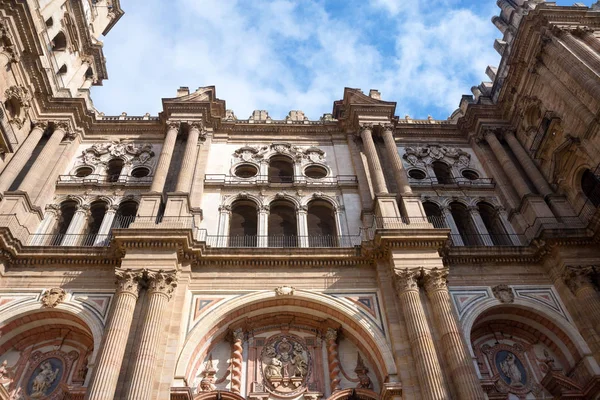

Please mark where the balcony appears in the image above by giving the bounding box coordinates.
[204,174,358,187]
[408,177,495,189]
[57,174,153,187]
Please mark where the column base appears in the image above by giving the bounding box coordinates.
[138,192,164,217]
[164,192,191,217]
[374,193,401,219]
[399,193,426,219]
[547,194,581,221]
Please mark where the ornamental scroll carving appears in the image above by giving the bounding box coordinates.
[4,85,31,129]
[492,284,515,304]
[403,144,471,168]
[233,144,326,165]
[260,335,310,396]
[74,142,156,173]
[40,288,66,308]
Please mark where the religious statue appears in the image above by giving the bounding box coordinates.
[30,361,59,398]
[292,342,308,377]
[500,352,523,387]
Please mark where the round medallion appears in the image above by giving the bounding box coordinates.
[260,335,311,396]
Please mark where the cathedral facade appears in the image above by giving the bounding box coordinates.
[0,0,599,399]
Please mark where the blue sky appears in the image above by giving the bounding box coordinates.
[90,0,596,120]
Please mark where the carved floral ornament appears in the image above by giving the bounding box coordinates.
[233,143,326,164]
[403,144,471,168]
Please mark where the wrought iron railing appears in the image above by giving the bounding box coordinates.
[408,177,495,188]
[57,174,153,185]
[448,233,526,247]
[201,234,362,248]
[204,174,358,186]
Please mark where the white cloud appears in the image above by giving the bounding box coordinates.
[91,0,503,119]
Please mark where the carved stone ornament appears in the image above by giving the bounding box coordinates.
[422,268,449,293]
[563,266,596,294]
[197,354,217,392]
[275,286,295,296]
[354,352,372,389]
[260,335,311,396]
[146,270,179,299]
[232,143,326,165]
[394,268,420,292]
[224,109,237,121]
[41,288,66,308]
[115,268,144,295]
[492,284,515,304]
[75,142,156,173]
[403,144,471,168]
[325,328,338,342]
[4,85,31,129]
[0,20,19,62]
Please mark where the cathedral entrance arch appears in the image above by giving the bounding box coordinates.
[176,290,395,399]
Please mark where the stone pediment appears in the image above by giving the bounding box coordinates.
[167,86,216,103]
[333,87,396,123]
[162,86,226,120]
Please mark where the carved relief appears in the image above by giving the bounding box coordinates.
[4,85,31,129]
[197,354,217,392]
[22,350,78,400]
[40,288,66,308]
[260,335,310,396]
[354,353,372,389]
[492,285,515,304]
[73,142,156,176]
[232,144,326,169]
[275,286,295,296]
[403,144,471,168]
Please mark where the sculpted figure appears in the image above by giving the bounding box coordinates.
[292,342,308,377]
[30,361,59,397]
[265,356,283,379]
[500,353,523,386]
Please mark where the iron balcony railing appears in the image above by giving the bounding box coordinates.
[408,177,495,188]
[28,233,112,247]
[204,174,358,186]
[448,233,526,247]
[57,174,153,185]
[201,234,363,248]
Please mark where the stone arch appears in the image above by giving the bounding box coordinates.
[299,193,339,209]
[268,154,295,183]
[222,193,263,209]
[264,193,301,209]
[462,298,592,362]
[229,199,258,247]
[421,201,446,229]
[327,388,379,400]
[448,201,479,246]
[0,298,105,363]
[175,290,396,388]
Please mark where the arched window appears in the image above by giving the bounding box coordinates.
[432,161,453,184]
[581,169,600,207]
[422,202,446,229]
[106,159,124,182]
[449,202,479,246]
[57,64,68,75]
[229,200,258,247]
[307,200,337,247]
[268,200,297,247]
[114,201,138,229]
[478,203,511,246]
[53,200,77,245]
[268,156,294,183]
[51,31,67,51]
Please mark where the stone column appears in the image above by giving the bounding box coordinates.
[504,131,553,197]
[297,205,309,248]
[325,328,341,392]
[34,133,81,211]
[497,207,522,246]
[576,28,600,54]
[150,122,180,193]
[217,205,231,247]
[258,205,269,248]
[124,270,178,400]
[360,125,388,195]
[175,123,202,193]
[560,29,600,76]
[564,266,600,336]
[30,204,60,245]
[230,328,244,394]
[468,206,494,246]
[483,130,530,199]
[94,205,118,246]
[86,269,144,400]
[423,268,485,400]
[18,122,69,194]
[381,124,411,195]
[0,121,47,193]
[61,204,89,246]
[334,205,349,246]
[441,206,464,246]
[395,268,449,400]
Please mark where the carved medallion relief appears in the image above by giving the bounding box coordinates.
[260,335,310,396]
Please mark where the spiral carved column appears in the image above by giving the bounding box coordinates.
[124,270,178,400]
[423,268,485,400]
[230,328,244,394]
[325,328,341,392]
[86,269,143,400]
[395,268,449,400]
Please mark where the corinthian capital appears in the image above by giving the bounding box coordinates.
[325,328,338,342]
[166,121,181,131]
[146,269,179,299]
[359,123,374,135]
[115,268,144,296]
[563,266,596,294]
[32,120,49,131]
[53,121,71,132]
[422,268,449,293]
[394,268,420,293]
